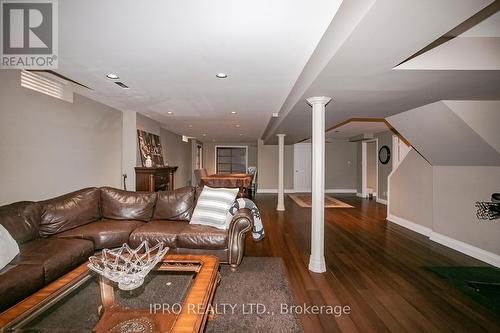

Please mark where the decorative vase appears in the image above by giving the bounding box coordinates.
[145,156,152,167]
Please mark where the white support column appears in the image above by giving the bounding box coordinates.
[306,96,331,273]
[276,134,286,211]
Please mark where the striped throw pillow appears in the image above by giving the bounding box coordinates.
[190,186,239,229]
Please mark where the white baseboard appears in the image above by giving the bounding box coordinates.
[258,189,357,194]
[387,214,500,268]
[325,189,357,194]
[257,189,296,194]
[376,198,388,205]
[429,232,500,268]
[386,214,432,237]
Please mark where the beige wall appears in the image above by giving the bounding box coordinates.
[0,70,122,205]
[356,142,362,194]
[161,128,192,188]
[203,142,258,175]
[136,113,192,189]
[257,140,357,191]
[389,149,434,229]
[375,131,393,200]
[366,141,376,190]
[325,141,357,190]
[433,166,500,255]
[257,140,294,190]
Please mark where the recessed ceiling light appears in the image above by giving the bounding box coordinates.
[188,125,193,128]
[216,73,228,79]
[239,133,243,136]
[231,111,237,114]
[167,111,173,115]
[106,73,119,80]
[235,124,240,128]
[202,133,207,136]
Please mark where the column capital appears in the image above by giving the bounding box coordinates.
[306,96,331,106]
[276,133,286,137]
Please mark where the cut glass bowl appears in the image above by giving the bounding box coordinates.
[88,241,169,290]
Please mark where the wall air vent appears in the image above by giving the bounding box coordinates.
[114,82,129,89]
[21,70,74,103]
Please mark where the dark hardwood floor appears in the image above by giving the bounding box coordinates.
[245,194,500,333]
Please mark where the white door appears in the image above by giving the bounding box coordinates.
[294,143,312,192]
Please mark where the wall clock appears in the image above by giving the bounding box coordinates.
[379,145,391,165]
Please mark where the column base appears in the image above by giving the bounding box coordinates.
[308,255,326,273]
[276,204,285,211]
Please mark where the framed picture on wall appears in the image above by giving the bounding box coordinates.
[137,130,164,167]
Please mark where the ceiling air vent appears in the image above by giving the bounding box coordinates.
[21,70,73,103]
[114,82,129,89]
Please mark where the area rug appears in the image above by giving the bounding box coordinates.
[20,257,302,332]
[206,257,303,332]
[425,266,500,315]
[288,194,353,208]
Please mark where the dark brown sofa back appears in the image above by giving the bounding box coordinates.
[100,187,156,221]
[0,201,42,244]
[39,188,100,237]
[153,187,196,221]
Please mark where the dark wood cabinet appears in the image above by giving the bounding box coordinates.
[135,167,178,192]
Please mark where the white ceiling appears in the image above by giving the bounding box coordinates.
[325,121,389,140]
[57,0,343,143]
[263,0,500,144]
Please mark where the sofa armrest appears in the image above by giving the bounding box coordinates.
[227,208,253,268]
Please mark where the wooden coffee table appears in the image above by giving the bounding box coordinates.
[0,254,220,333]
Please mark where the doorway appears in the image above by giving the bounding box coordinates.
[293,143,312,192]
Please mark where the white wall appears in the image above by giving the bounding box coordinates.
[0,70,123,204]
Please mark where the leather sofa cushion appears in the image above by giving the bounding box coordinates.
[55,219,144,249]
[15,238,94,283]
[0,264,44,312]
[177,224,228,250]
[0,201,42,244]
[129,220,227,250]
[129,220,186,248]
[153,187,196,221]
[39,188,100,237]
[101,187,156,221]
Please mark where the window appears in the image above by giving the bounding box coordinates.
[216,146,247,174]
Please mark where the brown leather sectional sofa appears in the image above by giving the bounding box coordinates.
[0,186,253,312]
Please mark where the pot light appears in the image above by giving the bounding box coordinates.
[202,133,207,136]
[235,124,240,128]
[188,124,193,128]
[239,133,244,136]
[106,73,119,80]
[167,111,173,115]
[216,73,228,79]
[231,111,237,114]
